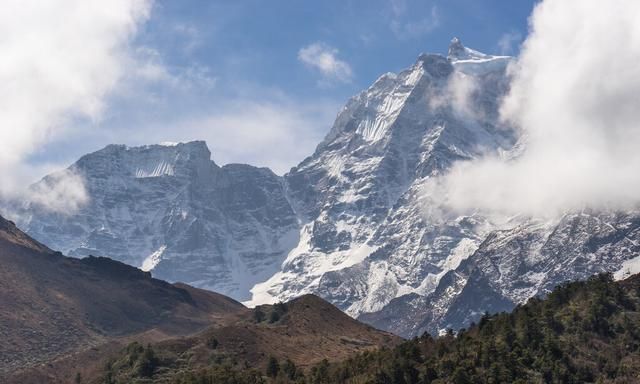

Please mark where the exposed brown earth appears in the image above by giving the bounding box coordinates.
[0,215,400,383]
[153,294,400,370]
[0,214,245,381]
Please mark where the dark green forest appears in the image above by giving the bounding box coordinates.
[100,273,640,384]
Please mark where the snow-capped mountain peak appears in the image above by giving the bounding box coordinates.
[74,140,214,179]
[247,42,515,314]
[447,37,490,61]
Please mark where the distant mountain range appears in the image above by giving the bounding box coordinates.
[13,38,640,337]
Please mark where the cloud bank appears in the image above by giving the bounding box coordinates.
[0,0,151,210]
[429,0,640,218]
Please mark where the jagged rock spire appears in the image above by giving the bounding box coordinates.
[447,37,466,60]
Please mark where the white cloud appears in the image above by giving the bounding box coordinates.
[427,0,640,218]
[0,0,152,210]
[298,42,353,84]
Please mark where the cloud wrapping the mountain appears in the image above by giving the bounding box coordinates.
[429,72,480,120]
[0,0,151,208]
[27,169,89,213]
[497,31,522,55]
[428,0,640,218]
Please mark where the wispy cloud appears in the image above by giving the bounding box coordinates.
[121,92,338,175]
[298,42,353,84]
[497,31,522,55]
[389,0,440,39]
[126,46,217,92]
[429,72,481,120]
[172,23,203,54]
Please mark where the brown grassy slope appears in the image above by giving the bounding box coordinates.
[13,292,401,384]
[189,294,402,368]
[90,294,401,383]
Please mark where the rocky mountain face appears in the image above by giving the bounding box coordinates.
[16,39,640,337]
[360,212,640,336]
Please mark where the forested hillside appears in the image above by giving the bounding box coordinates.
[99,273,640,384]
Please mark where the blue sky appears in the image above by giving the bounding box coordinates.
[137,0,534,100]
[27,0,538,176]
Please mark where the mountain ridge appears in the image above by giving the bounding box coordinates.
[14,38,640,337]
[0,212,248,377]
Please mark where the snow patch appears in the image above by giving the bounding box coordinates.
[441,238,477,271]
[355,64,424,142]
[452,56,511,76]
[135,161,175,178]
[141,245,166,271]
[325,155,346,180]
[614,255,640,280]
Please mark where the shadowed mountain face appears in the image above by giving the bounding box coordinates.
[0,214,399,383]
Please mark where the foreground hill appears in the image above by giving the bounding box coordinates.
[76,272,640,383]
[0,214,399,383]
[92,294,399,383]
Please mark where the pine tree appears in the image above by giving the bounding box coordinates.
[266,356,280,378]
[254,308,266,323]
[282,358,297,380]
